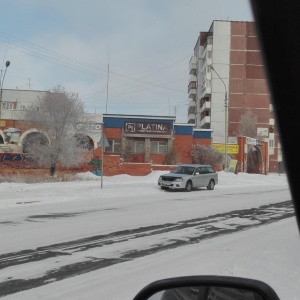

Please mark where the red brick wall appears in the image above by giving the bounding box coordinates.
[126,154,144,163]
[2,119,269,175]
[104,128,122,139]
[193,138,211,147]
[150,154,166,165]
[0,120,31,134]
[173,135,193,164]
[152,165,175,171]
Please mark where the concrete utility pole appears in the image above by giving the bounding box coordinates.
[99,124,109,189]
[0,60,10,122]
[211,65,228,171]
[101,124,104,189]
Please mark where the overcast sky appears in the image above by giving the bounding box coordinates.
[0,1,253,123]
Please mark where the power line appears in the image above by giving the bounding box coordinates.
[0,32,189,101]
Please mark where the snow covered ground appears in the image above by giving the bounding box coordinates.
[0,171,298,300]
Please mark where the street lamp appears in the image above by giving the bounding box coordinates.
[210,65,228,171]
[0,60,11,122]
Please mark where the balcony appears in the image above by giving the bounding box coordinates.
[189,74,197,82]
[200,86,211,98]
[199,48,206,60]
[188,116,195,124]
[188,105,196,115]
[188,87,197,99]
[189,56,197,75]
[200,100,211,111]
[188,80,197,100]
[206,58,212,65]
[206,44,213,51]
[200,116,211,127]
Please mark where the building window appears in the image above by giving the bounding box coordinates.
[107,139,121,153]
[269,139,275,148]
[1,102,14,110]
[150,140,168,154]
[128,139,145,154]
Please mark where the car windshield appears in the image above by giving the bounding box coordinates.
[171,166,195,175]
[0,1,298,300]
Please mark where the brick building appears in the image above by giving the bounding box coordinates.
[101,114,213,165]
[0,88,270,176]
[187,20,282,173]
[101,114,269,175]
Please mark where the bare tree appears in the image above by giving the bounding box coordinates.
[238,109,257,137]
[164,147,178,165]
[24,85,89,176]
[120,139,132,161]
[191,144,223,168]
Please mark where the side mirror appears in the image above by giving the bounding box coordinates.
[133,276,280,300]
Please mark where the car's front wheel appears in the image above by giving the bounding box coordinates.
[207,180,215,190]
[185,181,192,192]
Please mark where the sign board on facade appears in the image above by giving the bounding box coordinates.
[76,123,102,133]
[246,137,257,145]
[257,127,269,137]
[124,122,171,135]
[212,143,239,154]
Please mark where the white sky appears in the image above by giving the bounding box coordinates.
[0,1,253,122]
[0,170,299,299]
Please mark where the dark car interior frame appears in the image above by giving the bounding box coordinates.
[132,275,280,300]
[249,0,300,233]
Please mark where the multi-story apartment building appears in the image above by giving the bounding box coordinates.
[188,20,282,173]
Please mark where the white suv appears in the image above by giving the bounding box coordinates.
[158,164,218,192]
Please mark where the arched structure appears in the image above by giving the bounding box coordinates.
[74,133,94,150]
[19,129,50,153]
[0,130,4,144]
[247,145,262,174]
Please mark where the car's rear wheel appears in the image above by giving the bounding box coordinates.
[207,180,215,190]
[185,181,192,192]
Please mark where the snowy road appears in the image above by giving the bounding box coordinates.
[0,171,294,299]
